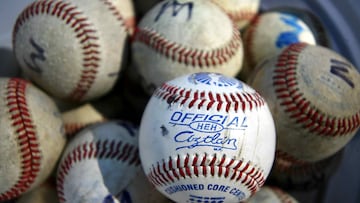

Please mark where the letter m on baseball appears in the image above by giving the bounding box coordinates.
[24,37,46,74]
[330,59,355,88]
[154,0,193,22]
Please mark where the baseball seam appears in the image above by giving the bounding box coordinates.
[147,153,265,195]
[133,25,242,68]
[274,149,328,177]
[274,150,310,174]
[273,43,360,136]
[275,150,307,166]
[273,149,334,181]
[155,82,265,113]
[56,139,141,203]
[0,79,41,201]
[100,0,133,35]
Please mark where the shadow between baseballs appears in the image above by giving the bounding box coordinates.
[0,47,22,77]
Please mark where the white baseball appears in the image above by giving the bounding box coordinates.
[248,43,360,162]
[13,0,135,102]
[0,78,66,201]
[139,72,276,202]
[132,0,244,94]
[241,12,316,80]
[56,120,140,203]
[210,0,261,30]
[245,186,298,203]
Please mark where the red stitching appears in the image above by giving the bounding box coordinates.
[274,149,337,180]
[274,150,308,172]
[274,150,330,178]
[133,24,242,67]
[155,83,265,113]
[273,43,360,136]
[13,0,100,101]
[56,139,140,203]
[100,0,134,35]
[0,79,40,201]
[147,153,264,195]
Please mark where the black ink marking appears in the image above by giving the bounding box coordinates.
[154,0,193,22]
[330,58,354,88]
[167,95,176,108]
[116,121,137,137]
[24,37,46,74]
[108,72,119,77]
[119,190,132,203]
[160,125,169,136]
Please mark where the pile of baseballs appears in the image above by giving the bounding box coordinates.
[0,0,359,202]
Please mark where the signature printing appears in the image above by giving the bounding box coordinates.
[174,131,237,151]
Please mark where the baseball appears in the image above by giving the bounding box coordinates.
[13,0,135,102]
[16,180,59,203]
[240,11,316,80]
[245,186,298,203]
[248,43,360,163]
[210,0,261,30]
[268,149,343,190]
[132,0,244,94]
[139,72,276,202]
[0,78,66,201]
[61,103,107,137]
[56,120,141,203]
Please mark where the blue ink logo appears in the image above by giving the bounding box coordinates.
[169,111,247,151]
[155,0,193,22]
[188,195,225,203]
[276,14,304,48]
[115,121,138,137]
[188,72,243,89]
[174,131,237,151]
[165,184,205,195]
[189,121,224,133]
